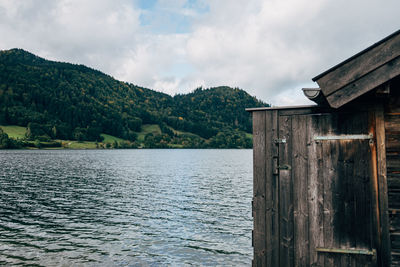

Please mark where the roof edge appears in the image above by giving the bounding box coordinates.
[246,105,318,112]
[312,29,400,81]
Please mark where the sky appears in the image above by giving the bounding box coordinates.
[0,0,399,106]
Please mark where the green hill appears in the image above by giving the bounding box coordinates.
[0,48,267,148]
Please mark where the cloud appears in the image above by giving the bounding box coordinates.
[114,34,189,91]
[0,0,141,71]
[183,0,400,104]
[0,0,400,105]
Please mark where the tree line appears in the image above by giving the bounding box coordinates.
[0,48,268,148]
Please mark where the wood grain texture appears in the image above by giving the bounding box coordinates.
[326,56,400,108]
[307,115,325,267]
[316,32,400,96]
[292,115,309,267]
[384,92,400,266]
[375,104,391,267]
[252,111,266,266]
[369,108,382,267]
[279,115,294,267]
[320,115,337,267]
[252,109,377,266]
[264,111,273,267]
[264,110,280,266]
[271,110,279,267]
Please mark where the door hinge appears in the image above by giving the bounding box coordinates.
[273,158,278,175]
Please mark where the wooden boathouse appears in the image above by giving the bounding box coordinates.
[247,29,400,267]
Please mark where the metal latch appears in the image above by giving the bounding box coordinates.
[316,247,376,256]
[273,138,286,144]
[277,164,291,170]
[314,134,373,141]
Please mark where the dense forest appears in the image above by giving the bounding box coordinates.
[0,48,268,148]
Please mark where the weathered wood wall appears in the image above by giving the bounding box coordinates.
[385,80,400,266]
[252,108,376,267]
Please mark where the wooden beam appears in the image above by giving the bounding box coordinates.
[375,104,391,267]
[369,109,382,266]
[375,83,391,97]
[315,32,400,96]
[246,105,318,112]
[326,56,400,108]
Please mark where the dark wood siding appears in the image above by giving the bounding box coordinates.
[252,109,375,266]
[385,88,400,266]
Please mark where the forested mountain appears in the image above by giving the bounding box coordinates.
[0,48,267,148]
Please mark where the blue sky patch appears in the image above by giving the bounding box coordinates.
[136,0,158,10]
[137,0,209,34]
[162,62,195,78]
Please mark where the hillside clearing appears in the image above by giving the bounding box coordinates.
[137,124,161,142]
[0,125,26,139]
[101,134,125,143]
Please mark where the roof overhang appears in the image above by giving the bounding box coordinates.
[312,29,400,108]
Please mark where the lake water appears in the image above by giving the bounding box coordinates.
[0,149,253,266]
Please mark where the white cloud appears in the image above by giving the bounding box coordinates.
[183,0,400,104]
[0,0,400,105]
[0,0,141,69]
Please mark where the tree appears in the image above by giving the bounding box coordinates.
[0,128,11,148]
[34,139,42,148]
[112,140,119,148]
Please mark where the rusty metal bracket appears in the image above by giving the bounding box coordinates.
[314,134,373,141]
[314,133,374,145]
[316,247,376,256]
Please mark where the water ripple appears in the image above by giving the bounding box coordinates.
[0,149,252,266]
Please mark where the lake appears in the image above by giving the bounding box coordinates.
[0,149,253,266]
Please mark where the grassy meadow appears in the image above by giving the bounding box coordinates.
[0,125,128,149]
[137,124,162,142]
[0,125,27,139]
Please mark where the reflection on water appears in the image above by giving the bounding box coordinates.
[0,149,252,266]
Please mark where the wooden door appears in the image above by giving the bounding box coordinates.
[253,110,379,266]
[277,112,376,267]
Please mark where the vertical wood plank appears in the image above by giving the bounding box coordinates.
[375,103,391,267]
[308,115,325,267]
[354,137,373,267]
[272,110,280,267]
[353,139,365,267]
[264,110,280,266]
[253,111,266,266]
[321,115,338,267]
[264,111,273,267]
[279,115,294,267]
[331,119,342,267]
[369,108,382,267]
[292,115,309,267]
[352,112,373,267]
[339,140,355,267]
